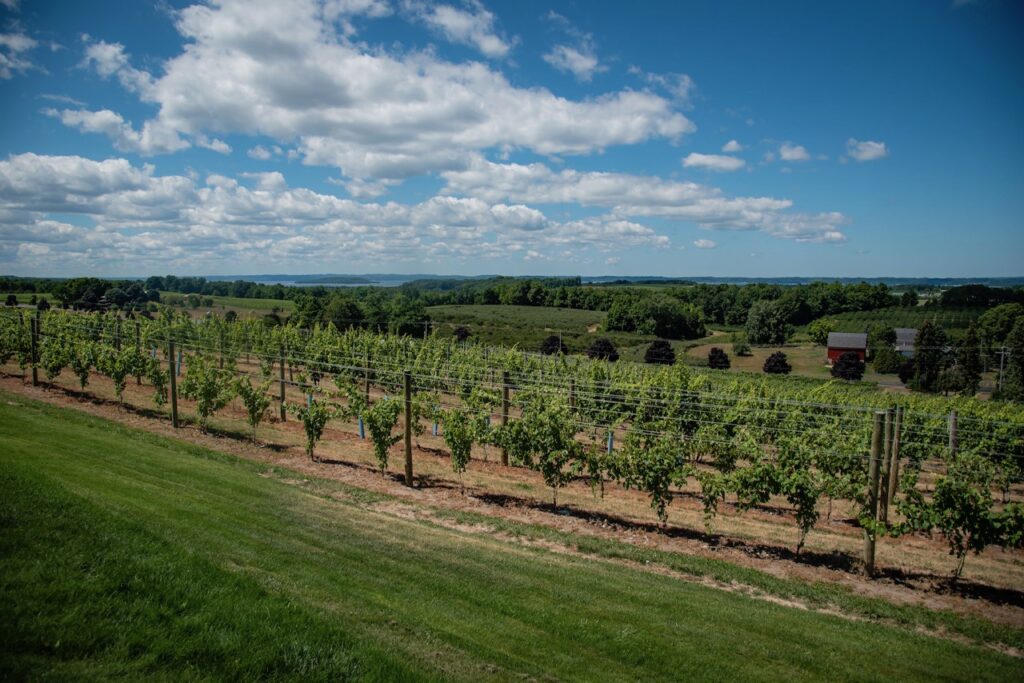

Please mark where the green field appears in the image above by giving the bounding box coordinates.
[820,306,985,334]
[2,392,1020,681]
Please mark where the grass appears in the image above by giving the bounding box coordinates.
[1,392,1021,681]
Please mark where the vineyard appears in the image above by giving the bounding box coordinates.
[2,308,1023,580]
[825,306,986,334]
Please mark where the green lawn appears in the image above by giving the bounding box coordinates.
[1,393,1019,681]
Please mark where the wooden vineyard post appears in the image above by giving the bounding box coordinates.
[278,345,287,422]
[168,339,179,428]
[879,409,894,524]
[135,320,142,385]
[886,406,903,510]
[948,410,958,459]
[864,410,884,576]
[404,370,414,486]
[364,350,372,406]
[501,371,510,466]
[29,314,38,387]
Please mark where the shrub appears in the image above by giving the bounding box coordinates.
[644,340,675,365]
[586,338,619,362]
[539,335,567,355]
[732,336,752,356]
[806,318,837,346]
[707,347,730,370]
[454,325,471,342]
[763,351,791,374]
[830,351,865,381]
[873,347,904,374]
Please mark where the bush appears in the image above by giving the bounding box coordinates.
[763,351,791,374]
[806,319,837,346]
[644,340,675,365]
[4,294,16,307]
[454,325,471,342]
[586,338,619,362]
[707,347,730,370]
[539,335,567,355]
[36,298,50,311]
[830,351,865,381]
[732,336,752,356]
[873,347,903,374]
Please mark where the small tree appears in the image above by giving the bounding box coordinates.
[873,347,904,374]
[830,351,864,381]
[4,294,16,307]
[539,335,567,355]
[762,351,791,374]
[1000,318,1024,401]
[644,340,675,365]
[911,320,947,393]
[732,334,752,357]
[453,325,471,342]
[36,298,51,312]
[806,318,838,346]
[745,300,791,345]
[586,337,619,362]
[179,354,235,430]
[236,376,272,444]
[441,408,474,491]
[295,400,334,462]
[707,347,730,370]
[365,397,402,475]
[953,323,982,396]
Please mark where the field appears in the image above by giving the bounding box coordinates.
[160,291,296,317]
[821,306,985,334]
[2,391,1022,681]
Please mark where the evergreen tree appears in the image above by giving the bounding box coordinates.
[644,340,676,365]
[911,320,947,393]
[763,351,792,374]
[954,323,983,396]
[1000,318,1024,401]
[707,347,731,370]
[586,338,619,362]
[830,351,864,381]
[540,335,568,355]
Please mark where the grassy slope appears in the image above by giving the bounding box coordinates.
[1,394,1020,681]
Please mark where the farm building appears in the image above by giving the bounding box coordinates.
[826,332,867,364]
[895,327,917,357]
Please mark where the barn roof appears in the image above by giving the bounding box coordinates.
[827,332,867,349]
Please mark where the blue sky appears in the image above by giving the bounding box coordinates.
[0,0,1021,278]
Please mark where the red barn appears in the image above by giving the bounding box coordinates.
[826,332,867,365]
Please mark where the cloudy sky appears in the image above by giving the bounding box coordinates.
[0,0,1021,278]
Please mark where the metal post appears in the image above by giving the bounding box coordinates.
[501,370,510,466]
[404,370,414,486]
[864,410,884,576]
[948,410,958,459]
[879,409,894,524]
[168,340,178,428]
[886,406,903,509]
[279,345,287,422]
[29,315,38,387]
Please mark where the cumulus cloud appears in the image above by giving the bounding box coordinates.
[628,66,695,105]
[682,153,745,172]
[63,0,690,186]
[779,143,810,162]
[846,138,889,162]
[248,145,273,160]
[542,11,606,82]
[407,0,514,58]
[693,239,716,249]
[0,153,672,272]
[0,30,39,79]
[43,108,189,155]
[721,139,743,152]
[442,157,848,243]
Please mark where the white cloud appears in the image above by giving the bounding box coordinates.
[629,67,695,105]
[65,0,690,185]
[248,145,273,160]
[442,157,849,243]
[779,143,810,162]
[605,256,620,265]
[543,45,606,82]
[197,136,232,155]
[0,153,673,272]
[682,153,745,172]
[0,31,39,79]
[43,108,189,155]
[721,139,743,153]
[408,0,514,58]
[693,239,716,249]
[846,138,889,162]
[323,0,392,35]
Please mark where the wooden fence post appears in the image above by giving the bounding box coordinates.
[279,345,287,422]
[168,339,178,428]
[879,409,894,524]
[135,320,142,385]
[864,410,884,576]
[948,410,958,459]
[501,370,510,466]
[404,370,414,486]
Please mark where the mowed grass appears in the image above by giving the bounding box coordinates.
[2,393,1020,681]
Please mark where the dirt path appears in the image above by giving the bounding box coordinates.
[3,369,1023,633]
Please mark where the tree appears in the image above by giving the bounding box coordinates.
[999,318,1024,401]
[745,300,791,345]
[911,320,948,393]
[454,325,471,342]
[224,310,238,323]
[586,338,619,362]
[763,351,791,374]
[36,298,50,312]
[952,323,982,396]
[872,346,903,374]
[644,340,675,365]
[365,397,402,475]
[732,334,752,356]
[4,294,16,307]
[806,318,837,346]
[830,351,864,381]
[900,290,918,307]
[539,335,567,355]
[866,324,896,360]
[236,376,272,444]
[707,347,730,370]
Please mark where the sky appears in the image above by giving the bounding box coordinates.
[0,0,1021,279]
